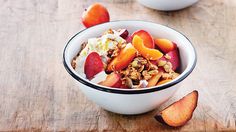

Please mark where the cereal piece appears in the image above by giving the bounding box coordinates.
[142,70,152,80]
[104,29,114,35]
[71,58,77,69]
[148,70,159,76]
[162,72,180,80]
[124,77,133,88]
[158,60,167,67]
[129,71,141,80]
[165,54,171,60]
[164,62,173,72]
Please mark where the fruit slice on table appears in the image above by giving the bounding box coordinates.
[82,3,110,28]
[99,72,122,87]
[84,52,104,80]
[156,79,172,86]
[132,35,163,60]
[147,71,163,87]
[107,43,137,72]
[131,30,154,48]
[155,39,177,53]
[155,90,198,127]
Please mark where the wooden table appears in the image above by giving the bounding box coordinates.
[0,0,236,131]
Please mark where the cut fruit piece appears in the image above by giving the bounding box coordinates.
[156,79,172,86]
[147,71,163,87]
[166,49,180,71]
[117,29,129,39]
[112,79,123,88]
[106,43,137,72]
[155,90,198,127]
[99,72,121,87]
[90,71,107,84]
[155,39,177,53]
[132,35,163,60]
[82,3,110,28]
[126,36,133,43]
[157,48,180,71]
[150,60,158,65]
[84,52,104,80]
[131,30,154,48]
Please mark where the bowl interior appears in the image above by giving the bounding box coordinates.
[63,21,196,90]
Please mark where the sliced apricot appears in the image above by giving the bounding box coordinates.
[147,71,163,87]
[157,79,172,86]
[155,90,198,127]
[106,43,137,72]
[155,39,177,53]
[132,30,154,48]
[132,35,163,60]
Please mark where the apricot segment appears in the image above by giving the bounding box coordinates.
[132,35,163,60]
[107,43,137,72]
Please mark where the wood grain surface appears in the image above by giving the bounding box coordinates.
[0,0,236,131]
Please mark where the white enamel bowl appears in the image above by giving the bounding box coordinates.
[63,21,197,115]
[138,0,199,11]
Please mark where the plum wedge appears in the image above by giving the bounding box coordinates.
[158,49,180,71]
[98,72,122,88]
[155,90,198,127]
[84,52,104,80]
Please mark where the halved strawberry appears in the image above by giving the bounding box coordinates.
[131,30,154,48]
[155,39,177,53]
[84,52,104,80]
[155,90,198,127]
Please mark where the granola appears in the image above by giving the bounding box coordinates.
[72,28,181,89]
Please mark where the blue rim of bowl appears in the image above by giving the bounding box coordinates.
[63,20,197,94]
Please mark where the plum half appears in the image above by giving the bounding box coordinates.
[155,90,198,127]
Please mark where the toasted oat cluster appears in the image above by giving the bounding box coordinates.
[72,29,180,89]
